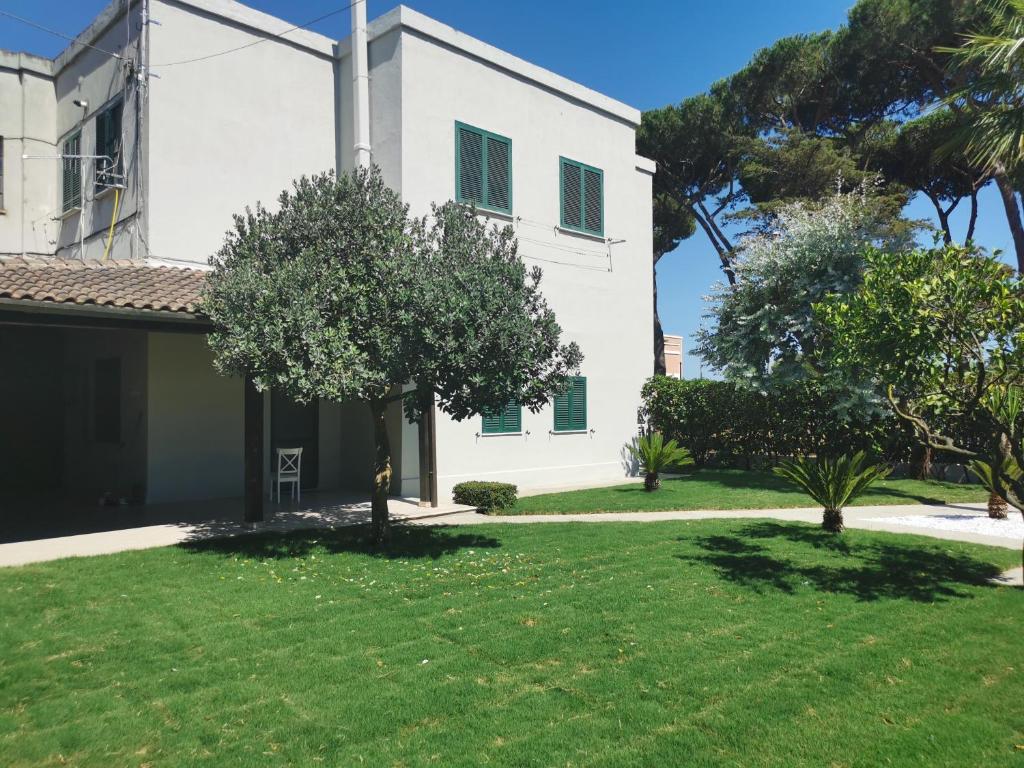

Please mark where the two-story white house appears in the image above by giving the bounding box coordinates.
[0,0,653,532]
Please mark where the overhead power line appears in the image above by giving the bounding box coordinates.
[150,1,362,67]
[0,8,123,59]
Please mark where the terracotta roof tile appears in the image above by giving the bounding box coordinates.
[0,257,207,315]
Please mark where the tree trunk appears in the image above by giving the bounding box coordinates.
[653,255,666,375]
[644,472,660,492]
[987,490,1009,520]
[822,508,844,533]
[993,168,1024,272]
[912,443,933,481]
[370,399,392,545]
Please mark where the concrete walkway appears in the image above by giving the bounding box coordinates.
[410,501,1022,551]
[1,498,1020,568]
[0,496,471,568]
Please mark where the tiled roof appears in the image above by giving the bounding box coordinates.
[0,257,206,315]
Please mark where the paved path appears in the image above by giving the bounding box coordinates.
[2,499,1020,568]
[411,501,1022,551]
[0,498,470,568]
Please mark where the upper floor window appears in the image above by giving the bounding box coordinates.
[455,122,512,214]
[560,157,603,236]
[553,376,587,432]
[62,132,82,212]
[95,100,123,190]
[482,400,522,435]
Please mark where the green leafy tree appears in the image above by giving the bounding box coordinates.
[204,168,582,543]
[819,246,1024,556]
[774,451,891,532]
[695,185,912,385]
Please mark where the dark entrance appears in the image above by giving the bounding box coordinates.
[270,392,319,489]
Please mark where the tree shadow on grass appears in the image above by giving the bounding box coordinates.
[679,521,1003,602]
[178,523,501,561]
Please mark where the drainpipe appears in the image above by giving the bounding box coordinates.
[350,0,371,169]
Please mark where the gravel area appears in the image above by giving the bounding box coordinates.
[874,512,1024,540]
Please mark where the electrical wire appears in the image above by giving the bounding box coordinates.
[149,1,363,67]
[0,9,123,59]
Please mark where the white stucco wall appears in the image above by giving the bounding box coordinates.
[147,331,243,502]
[0,52,58,256]
[146,0,338,267]
[388,14,654,500]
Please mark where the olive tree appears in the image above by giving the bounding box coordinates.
[203,168,582,543]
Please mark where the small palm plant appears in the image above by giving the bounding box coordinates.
[773,451,891,532]
[628,432,694,491]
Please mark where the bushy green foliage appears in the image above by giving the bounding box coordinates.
[640,376,903,467]
[819,245,1024,512]
[203,167,581,542]
[695,187,912,385]
[627,432,694,491]
[452,481,518,513]
[773,451,891,531]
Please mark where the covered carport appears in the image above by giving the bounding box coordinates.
[0,256,438,544]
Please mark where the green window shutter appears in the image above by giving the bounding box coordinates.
[583,168,603,234]
[482,400,521,434]
[62,133,81,211]
[457,125,484,205]
[561,159,582,229]
[560,157,603,235]
[485,135,511,212]
[553,377,587,432]
[456,122,511,213]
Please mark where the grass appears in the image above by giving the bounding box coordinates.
[507,468,990,515]
[0,521,1021,767]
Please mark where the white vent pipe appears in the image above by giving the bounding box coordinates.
[351,0,371,169]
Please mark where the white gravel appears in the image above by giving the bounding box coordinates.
[874,513,1024,540]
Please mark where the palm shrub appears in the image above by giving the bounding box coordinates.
[773,451,891,532]
[628,432,694,491]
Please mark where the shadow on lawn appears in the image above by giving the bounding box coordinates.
[679,521,1002,602]
[178,524,501,561]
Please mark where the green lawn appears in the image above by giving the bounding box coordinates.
[507,468,990,515]
[1,522,1021,767]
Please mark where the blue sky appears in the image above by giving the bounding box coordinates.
[3,0,1015,377]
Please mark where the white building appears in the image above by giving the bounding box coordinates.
[0,0,654,527]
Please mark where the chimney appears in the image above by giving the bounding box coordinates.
[351,0,371,169]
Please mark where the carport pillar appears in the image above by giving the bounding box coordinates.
[244,378,264,523]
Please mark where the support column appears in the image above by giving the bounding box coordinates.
[244,378,264,523]
[418,399,438,508]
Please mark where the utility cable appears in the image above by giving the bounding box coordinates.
[0,9,123,59]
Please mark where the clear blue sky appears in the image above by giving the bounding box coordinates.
[3,0,1015,377]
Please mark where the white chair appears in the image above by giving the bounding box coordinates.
[273,447,303,503]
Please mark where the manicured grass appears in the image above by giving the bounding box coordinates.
[1,522,1021,767]
[508,468,990,515]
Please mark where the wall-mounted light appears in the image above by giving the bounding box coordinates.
[73,99,88,109]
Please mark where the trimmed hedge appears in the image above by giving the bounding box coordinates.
[452,481,518,513]
[640,376,908,466]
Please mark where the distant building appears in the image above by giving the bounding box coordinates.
[663,334,684,378]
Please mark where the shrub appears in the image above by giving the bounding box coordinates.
[452,481,518,513]
[773,451,891,532]
[627,432,694,491]
[640,375,909,467]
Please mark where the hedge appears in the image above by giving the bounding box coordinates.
[640,376,909,467]
[452,481,518,513]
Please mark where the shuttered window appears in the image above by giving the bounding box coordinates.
[95,100,123,190]
[553,376,587,432]
[482,400,522,434]
[560,157,603,236]
[456,122,512,214]
[62,132,82,212]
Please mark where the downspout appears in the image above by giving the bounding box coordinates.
[351,0,371,169]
